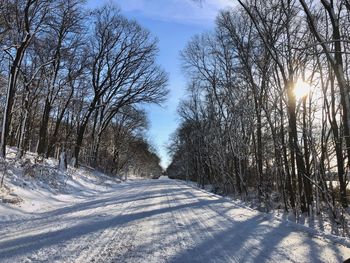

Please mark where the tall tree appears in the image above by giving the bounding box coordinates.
[72,4,168,166]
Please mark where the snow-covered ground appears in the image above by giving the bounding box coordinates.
[184,180,350,238]
[1,169,350,262]
[0,149,121,219]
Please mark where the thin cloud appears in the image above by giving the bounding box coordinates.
[113,0,235,25]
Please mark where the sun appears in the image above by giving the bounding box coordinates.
[294,78,311,99]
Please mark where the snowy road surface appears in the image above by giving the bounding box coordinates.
[0,178,349,263]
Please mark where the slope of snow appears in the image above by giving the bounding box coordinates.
[0,148,121,222]
[1,175,350,262]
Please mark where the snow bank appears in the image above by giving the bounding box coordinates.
[0,148,121,220]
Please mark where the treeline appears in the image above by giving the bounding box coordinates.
[168,0,350,224]
[0,0,167,178]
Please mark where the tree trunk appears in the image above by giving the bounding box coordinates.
[1,54,25,157]
[287,82,308,213]
[0,1,34,158]
[46,88,74,158]
[302,97,313,212]
[37,98,51,156]
[17,88,30,159]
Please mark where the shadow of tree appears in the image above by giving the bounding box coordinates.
[0,179,348,262]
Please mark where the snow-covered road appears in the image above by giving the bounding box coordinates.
[0,178,349,263]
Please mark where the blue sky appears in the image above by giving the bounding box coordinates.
[87,0,234,168]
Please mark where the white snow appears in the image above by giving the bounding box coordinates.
[1,166,350,262]
[0,148,121,221]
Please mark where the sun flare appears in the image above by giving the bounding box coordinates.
[294,79,311,99]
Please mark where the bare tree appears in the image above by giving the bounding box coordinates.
[72,4,168,166]
[35,0,85,157]
[0,0,50,158]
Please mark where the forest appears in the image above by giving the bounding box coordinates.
[1,1,350,261]
[167,0,350,232]
[0,0,167,179]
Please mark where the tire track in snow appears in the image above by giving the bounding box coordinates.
[71,182,151,263]
[0,183,142,263]
[167,181,238,263]
[106,181,174,262]
[1,179,350,263]
[0,184,136,240]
